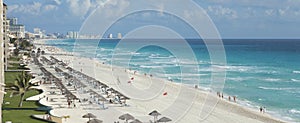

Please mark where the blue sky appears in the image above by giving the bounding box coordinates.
[4,0,300,38]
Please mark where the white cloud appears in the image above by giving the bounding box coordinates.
[100,0,130,18]
[183,10,207,20]
[278,9,285,16]
[156,3,164,16]
[65,0,130,19]
[53,0,62,5]
[207,5,238,19]
[66,0,92,17]
[44,4,58,11]
[8,2,42,15]
[265,9,275,16]
[46,0,62,5]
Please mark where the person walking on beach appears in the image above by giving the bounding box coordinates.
[68,101,70,108]
[263,107,266,114]
[233,96,236,102]
[259,107,263,113]
[117,76,121,85]
[228,96,231,101]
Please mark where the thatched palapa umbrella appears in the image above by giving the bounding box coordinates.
[130,119,142,123]
[82,113,97,121]
[157,117,172,123]
[119,113,134,123]
[149,110,161,122]
[87,118,103,123]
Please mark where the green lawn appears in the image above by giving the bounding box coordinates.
[8,63,21,70]
[8,56,21,62]
[4,71,22,86]
[4,71,41,108]
[2,90,42,108]
[7,63,30,70]
[3,71,48,123]
[2,110,48,123]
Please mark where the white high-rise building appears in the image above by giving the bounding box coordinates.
[108,33,113,39]
[33,28,44,39]
[117,33,122,39]
[8,17,25,38]
[67,31,79,39]
[0,2,5,122]
[8,17,17,25]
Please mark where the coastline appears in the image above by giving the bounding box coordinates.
[31,39,288,123]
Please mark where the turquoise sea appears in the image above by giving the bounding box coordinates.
[46,39,300,122]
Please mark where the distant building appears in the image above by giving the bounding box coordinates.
[78,34,101,39]
[108,33,113,39]
[46,34,57,39]
[3,3,10,71]
[53,32,65,39]
[25,32,35,39]
[33,28,45,39]
[8,17,25,38]
[1,2,7,122]
[9,24,25,38]
[9,17,17,25]
[67,31,79,39]
[117,33,122,39]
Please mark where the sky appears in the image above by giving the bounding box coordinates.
[4,0,300,38]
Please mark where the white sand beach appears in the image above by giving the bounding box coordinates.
[27,39,286,123]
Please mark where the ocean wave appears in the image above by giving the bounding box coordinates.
[198,87,212,91]
[99,47,114,51]
[139,65,172,68]
[181,78,199,81]
[152,60,199,67]
[111,52,142,56]
[255,70,279,74]
[211,65,253,72]
[292,71,300,74]
[148,54,175,59]
[289,109,300,114]
[96,54,109,57]
[291,79,300,82]
[258,86,299,91]
[160,73,207,77]
[263,78,281,82]
[237,98,258,109]
[226,77,250,82]
[258,86,283,91]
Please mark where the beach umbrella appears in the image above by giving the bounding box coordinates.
[120,96,130,100]
[106,88,115,92]
[119,113,134,123]
[87,119,103,123]
[149,110,161,122]
[98,98,107,109]
[157,117,172,123]
[82,113,97,121]
[130,119,142,123]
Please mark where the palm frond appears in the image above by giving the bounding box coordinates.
[10,91,20,97]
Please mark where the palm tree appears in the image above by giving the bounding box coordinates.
[10,71,36,107]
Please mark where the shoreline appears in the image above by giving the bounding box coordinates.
[32,39,288,123]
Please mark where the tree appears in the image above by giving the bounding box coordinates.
[10,71,36,107]
[19,40,31,50]
[13,49,19,56]
[37,48,41,54]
